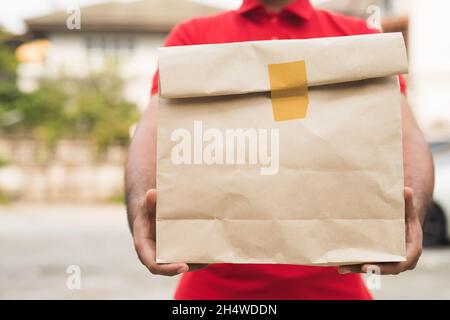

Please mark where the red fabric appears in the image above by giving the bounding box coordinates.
[399,74,407,95]
[176,264,372,300]
[151,0,407,300]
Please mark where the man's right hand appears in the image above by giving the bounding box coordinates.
[127,100,207,276]
[132,189,189,276]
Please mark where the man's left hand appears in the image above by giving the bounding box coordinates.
[338,187,423,275]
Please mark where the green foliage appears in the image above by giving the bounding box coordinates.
[107,192,125,204]
[0,189,10,205]
[0,29,22,130]
[0,154,10,167]
[60,67,139,151]
[0,29,17,75]
[0,32,139,153]
[1,79,69,148]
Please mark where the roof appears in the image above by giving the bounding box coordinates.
[25,0,221,34]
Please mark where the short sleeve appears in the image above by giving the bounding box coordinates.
[151,22,197,96]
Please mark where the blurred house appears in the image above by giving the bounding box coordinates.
[16,0,220,110]
[316,0,450,139]
[1,0,221,202]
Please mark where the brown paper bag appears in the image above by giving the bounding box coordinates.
[156,33,408,265]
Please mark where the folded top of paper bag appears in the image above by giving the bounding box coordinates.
[158,33,408,99]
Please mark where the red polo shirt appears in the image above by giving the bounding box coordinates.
[151,0,405,300]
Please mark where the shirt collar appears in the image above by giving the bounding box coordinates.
[237,0,314,21]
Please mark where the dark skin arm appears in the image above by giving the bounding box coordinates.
[125,98,205,276]
[401,95,435,226]
[338,96,434,274]
[125,98,156,232]
[125,98,188,276]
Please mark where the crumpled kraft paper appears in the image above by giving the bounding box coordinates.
[156,33,408,265]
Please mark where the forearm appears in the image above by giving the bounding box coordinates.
[401,96,434,225]
[125,98,158,230]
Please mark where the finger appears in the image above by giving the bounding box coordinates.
[133,214,188,276]
[142,189,157,239]
[187,264,209,272]
[404,187,415,221]
[403,186,422,269]
[145,189,157,212]
[338,265,363,274]
[361,262,403,275]
[136,238,188,276]
[340,260,409,275]
[359,235,422,275]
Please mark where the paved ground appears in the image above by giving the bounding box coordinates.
[1,204,449,300]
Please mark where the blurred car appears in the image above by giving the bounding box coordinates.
[423,142,450,245]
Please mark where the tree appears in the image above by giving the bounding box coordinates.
[0,29,22,132]
[0,31,139,154]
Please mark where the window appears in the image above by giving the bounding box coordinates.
[85,34,135,58]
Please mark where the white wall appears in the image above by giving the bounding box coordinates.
[0,139,127,202]
[409,0,450,138]
[18,32,166,111]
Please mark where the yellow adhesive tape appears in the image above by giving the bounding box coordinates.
[268,60,309,121]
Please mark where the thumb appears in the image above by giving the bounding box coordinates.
[145,189,157,210]
[404,186,415,220]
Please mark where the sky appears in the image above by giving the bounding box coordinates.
[0,0,242,34]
